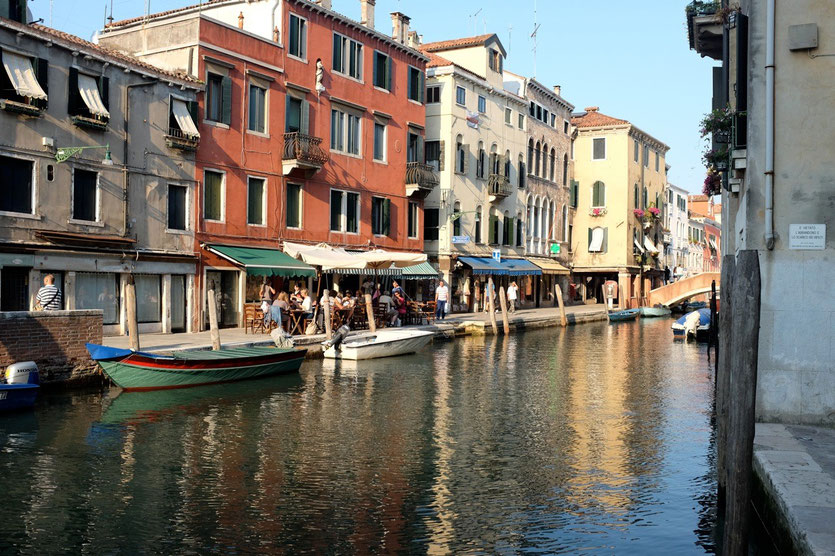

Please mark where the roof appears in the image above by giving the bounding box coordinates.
[571,107,629,128]
[0,18,200,86]
[424,50,454,69]
[108,0,230,28]
[421,34,496,53]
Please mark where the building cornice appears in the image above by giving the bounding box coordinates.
[428,66,526,107]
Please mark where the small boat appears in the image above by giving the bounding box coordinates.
[685,300,707,311]
[639,306,672,318]
[607,308,640,322]
[0,362,40,412]
[86,344,307,391]
[671,308,711,340]
[322,327,434,360]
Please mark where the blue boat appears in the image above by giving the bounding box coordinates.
[1,362,40,413]
[608,308,640,322]
[671,308,711,339]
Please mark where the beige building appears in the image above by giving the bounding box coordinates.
[0,11,202,334]
[571,107,669,307]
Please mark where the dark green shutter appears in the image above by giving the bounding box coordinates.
[489,215,497,244]
[570,180,577,207]
[221,75,232,125]
[602,228,608,253]
[99,75,109,110]
[187,100,198,124]
[419,71,425,103]
[333,34,342,72]
[33,58,48,109]
[382,198,391,236]
[373,53,379,87]
[507,217,515,246]
[588,228,592,249]
[385,56,392,91]
[68,67,80,115]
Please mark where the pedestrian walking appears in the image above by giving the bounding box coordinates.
[36,274,62,310]
[435,279,449,320]
[507,281,518,313]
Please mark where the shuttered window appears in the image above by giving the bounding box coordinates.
[408,201,419,238]
[204,170,223,221]
[592,181,605,208]
[247,176,265,225]
[288,14,307,59]
[247,83,266,133]
[206,72,231,125]
[167,183,187,230]
[72,169,97,222]
[0,155,33,214]
[424,208,439,241]
[371,196,391,236]
[373,51,391,91]
[286,183,302,228]
[592,137,606,160]
[407,66,423,102]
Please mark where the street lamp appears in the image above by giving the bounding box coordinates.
[55,144,113,165]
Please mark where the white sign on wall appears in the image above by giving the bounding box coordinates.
[492,249,501,262]
[789,224,826,250]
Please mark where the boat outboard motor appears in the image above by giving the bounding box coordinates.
[322,325,351,350]
[5,362,40,385]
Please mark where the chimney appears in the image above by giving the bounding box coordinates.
[318,0,332,9]
[391,12,410,44]
[407,30,420,48]
[553,85,561,96]
[585,106,599,112]
[360,0,375,29]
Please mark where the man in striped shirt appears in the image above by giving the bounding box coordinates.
[36,274,62,310]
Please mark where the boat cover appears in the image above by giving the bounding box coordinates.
[86,343,164,361]
[674,308,711,327]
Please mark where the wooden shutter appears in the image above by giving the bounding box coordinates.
[373,53,379,87]
[385,56,392,91]
[462,144,470,175]
[382,198,391,236]
[418,71,425,103]
[489,215,497,244]
[68,67,80,115]
[300,100,310,134]
[99,75,110,110]
[417,135,425,162]
[438,140,445,171]
[333,34,343,73]
[221,75,232,125]
[507,217,515,246]
[33,58,48,109]
[187,100,199,124]
[602,227,608,253]
[588,228,592,250]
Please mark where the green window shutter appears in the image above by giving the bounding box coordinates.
[99,76,110,110]
[187,100,199,124]
[602,228,608,253]
[221,75,232,126]
[34,58,48,109]
[333,34,342,72]
[382,198,391,236]
[419,71,425,103]
[373,53,379,87]
[507,217,515,246]
[300,100,309,134]
[385,56,392,91]
[489,215,497,244]
[588,228,592,249]
[68,67,79,115]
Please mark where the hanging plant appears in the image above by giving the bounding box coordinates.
[699,107,733,139]
[589,207,607,217]
[633,208,645,220]
[702,145,730,169]
[703,169,721,196]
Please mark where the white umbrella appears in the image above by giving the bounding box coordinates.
[283,242,365,270]
[353,249,427,270]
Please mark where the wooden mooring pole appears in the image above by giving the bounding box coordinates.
[554,284,568,327]
[365,293,376,333]
[722,250,760,556]
[487,278,498,335]
[206,284,221,351]
[716,255,736,515]
[125,275,140,351]
[498,286,510,335]
[323,289,332,339]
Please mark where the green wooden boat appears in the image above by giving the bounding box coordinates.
[87,344,306,391]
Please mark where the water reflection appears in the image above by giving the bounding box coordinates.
[0,320,716,553]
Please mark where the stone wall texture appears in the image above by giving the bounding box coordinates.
[0,310,103,385]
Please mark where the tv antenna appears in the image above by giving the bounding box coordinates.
[531,0,540,78]
[470,8,482,35]
[507,24,513,52]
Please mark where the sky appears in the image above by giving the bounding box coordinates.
[29,0,718,193]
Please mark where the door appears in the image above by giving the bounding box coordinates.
[1,267,30,311]
[220,271,239,328]
[205,271,222,329]
[171,274,186,332]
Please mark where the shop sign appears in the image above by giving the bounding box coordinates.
[452,235,470,244]
[492,249,501,262]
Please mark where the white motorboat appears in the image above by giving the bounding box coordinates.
[322,328,434,360]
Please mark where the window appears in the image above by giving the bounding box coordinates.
[285,96,308,133]
[288,13,307,59]
[643,187,648,209]
[329,189,359,233]
[333,33,363,80]
[504,150,511,178]
[206,72,231,125]
[331,108,361,155]
[426,86,440,103]
[592,138,606,160]
[529,101,535,117]
[373,122,386,161]
[563,120,569,134]
[0,155,33,214]
[452,202,461,237]
[203,169,224,221]
[518,113,525,129]
[549,148,555,181]
[516,217,523,247]
[68,68,109,122]
[286,183,302,228]
[167,184,187,230]
[655,151,660,171]
[247,82,267,133]
[169,98,199,139]
[562,154,568,186]
[373,51,392,91]
[424,208,440,241]
[518,154,525,188]
[478,95,486,113]
[407,66,424,102]
[474,206,482,244]
[591,181,605,208]
[488,49,502,72]
[247,176,266,225]
[72,169,97,222]
[407,132,421,163]
[634,184,639,209]
[505,107,512,125]
[371,196,391,236]
[502,212,512,246]
[455,135,465,174]
[588,227,607,253]
[408,201,419,238]
[536,105,542,121]
[76,272,119,324]
[634,140,639,162]
[455,86,466,106]
[476,142,485,179]
[0,51,47,109]
[644,145,650,167]
[135,274,161,323]
[425,140,440,170]
[570,180,578,208]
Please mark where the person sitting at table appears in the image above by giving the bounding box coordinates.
[270,292,291,330]
[289,283,302,304]
[378,290,392,314]
[341,290,356,320]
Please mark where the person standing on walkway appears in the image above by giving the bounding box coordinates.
[507,281,518,313]
[435,279,449,320]
[391,281,403,297]
[36,274,62,310]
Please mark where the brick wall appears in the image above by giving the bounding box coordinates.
[0,310,103,385]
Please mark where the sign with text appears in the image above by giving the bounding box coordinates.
[550,243,561,254]
[452,235,470,244]
[492,249,501,262]
[789,224,825,250]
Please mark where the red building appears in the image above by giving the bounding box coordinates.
[688,195,721,272]
[101,0,433,330]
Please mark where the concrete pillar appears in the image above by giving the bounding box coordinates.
[65,271,76,310]
[618,271,631,310]
[237,270,246,328]
[119,273,129,335]
[186,274,195,333]
[161,274,172,334]
[27,268,40,310]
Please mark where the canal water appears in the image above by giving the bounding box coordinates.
[0,319,717,554]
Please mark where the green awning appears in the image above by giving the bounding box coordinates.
[402,262,439,279]
[207,244,316,277]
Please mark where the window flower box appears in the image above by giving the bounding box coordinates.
[589,207,607,216]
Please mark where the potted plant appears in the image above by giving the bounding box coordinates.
[589,207,607,217]
[703,169,721,196]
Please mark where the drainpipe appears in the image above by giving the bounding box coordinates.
[124,79,157,238]
[764,0,776,249]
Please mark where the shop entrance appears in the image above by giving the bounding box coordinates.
[0,267,29,311]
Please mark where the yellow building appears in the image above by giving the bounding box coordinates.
[570,107,669,308]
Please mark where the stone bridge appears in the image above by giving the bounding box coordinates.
[647,272,720,307]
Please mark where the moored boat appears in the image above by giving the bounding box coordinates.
[0,362,40,413]
[607,309,640,323]
[671,308,711,340]
[87,344,307,391]
[322,328,434,360]
[638,306,672,318]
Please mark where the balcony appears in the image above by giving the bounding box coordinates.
[488,173,512,201]
[282,132,328,178]
[686,1,723,60]
[165,127,200,151]
[404,162,439,198]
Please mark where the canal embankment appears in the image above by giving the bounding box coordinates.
[102,304,609,357]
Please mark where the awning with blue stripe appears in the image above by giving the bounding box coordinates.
[459,257,543,276]
[325,262,439,278]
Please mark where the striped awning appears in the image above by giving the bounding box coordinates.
[207,244,316,277]
[528,257,570,275]
[459,257,542,276]
[402,261,439,278]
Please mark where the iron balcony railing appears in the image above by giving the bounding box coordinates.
[488,173,512,197]
[404,162,439,190]
[282,132,328,166]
